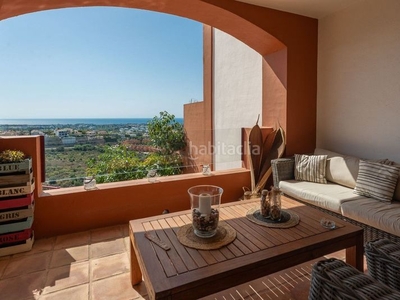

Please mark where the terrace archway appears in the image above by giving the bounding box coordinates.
[0,0,317,156]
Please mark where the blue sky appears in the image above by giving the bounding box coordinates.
[0,7,203,119]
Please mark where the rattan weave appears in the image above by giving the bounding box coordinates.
[309,258,400,300]
[271,157,294,187]
[272,157,400,245]
[365,239,400,291]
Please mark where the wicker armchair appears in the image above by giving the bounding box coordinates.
[271,157,295,187]
[365,239,400,291]
[309,258,400,300]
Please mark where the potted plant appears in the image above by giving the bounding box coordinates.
[0,149,34,197]
[0,149,31,172]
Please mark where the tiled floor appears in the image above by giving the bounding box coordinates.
[0,224,145,300]
[0,225,368,300]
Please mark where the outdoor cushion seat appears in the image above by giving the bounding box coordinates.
[272,148,400,244]
[279,180,367,214]
[341,200,400,238]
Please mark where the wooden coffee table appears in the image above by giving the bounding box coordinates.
[129,196,363,299]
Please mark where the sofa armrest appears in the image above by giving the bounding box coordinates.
[271,157,295,187]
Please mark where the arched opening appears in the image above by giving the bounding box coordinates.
[1,0,317,157]
[0,0,318,238]
[1,7,205,187]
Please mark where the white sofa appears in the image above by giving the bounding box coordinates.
[272,148,400,242]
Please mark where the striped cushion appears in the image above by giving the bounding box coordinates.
[294,154,327,184]
[354,160,400,203]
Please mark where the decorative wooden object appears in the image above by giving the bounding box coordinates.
[0,157,35,256]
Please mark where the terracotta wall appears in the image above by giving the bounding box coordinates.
[184,101,207,172]
[200,0,318,156]
[262,49,287,134]
[37,169,250,238]
[1,136,250,238]
[182,24,214,172]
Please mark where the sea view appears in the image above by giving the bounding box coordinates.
[0,118,183,126]
[0,114,186,188]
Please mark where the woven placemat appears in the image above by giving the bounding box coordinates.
[246,207,300,228]
[177,221,236,250]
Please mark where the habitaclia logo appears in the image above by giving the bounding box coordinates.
[187,141,261,160]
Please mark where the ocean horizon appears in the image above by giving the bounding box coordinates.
[0,118,184,126]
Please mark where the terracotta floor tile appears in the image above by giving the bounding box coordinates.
[324,249,346,260]
[91,273,145,300]
[0,258,9,278]
[50,245,89,268]
[13,237,56,258]
[91,225,123,243]
[91,252,130,281]
[40,284,89,300]
[3,252,52,278]
[0,270,46,300]
[54,231,90,250]
[90,238,126,259]
[42,261,89,294]
[123,236,131,253]
[121,224,129,237]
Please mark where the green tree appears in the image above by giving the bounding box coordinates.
[143,152,182,176]
[86,145,145,183]
[147,111,186,155]
[84,112,187,184]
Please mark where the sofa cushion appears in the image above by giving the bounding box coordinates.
[294,154,327,184]
[279,180,366,213]
[341,198,400,237]
[354,160,400,203]
[314,148,359,189]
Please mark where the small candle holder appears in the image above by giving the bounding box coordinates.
[188,185,223,238]
[147,169,159,183]
[83,176,96,190]
[202,164,211,176]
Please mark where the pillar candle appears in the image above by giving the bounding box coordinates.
[199,193,212,215]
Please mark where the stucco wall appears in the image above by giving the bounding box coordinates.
[213,29,262,170]
[317,0,400,162]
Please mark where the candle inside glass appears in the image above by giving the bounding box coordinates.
[199,193,211,215]
[188,185,223,238]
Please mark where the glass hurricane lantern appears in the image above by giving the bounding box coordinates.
[188,185,223,238]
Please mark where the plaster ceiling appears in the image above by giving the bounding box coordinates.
[235,0,363,19]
